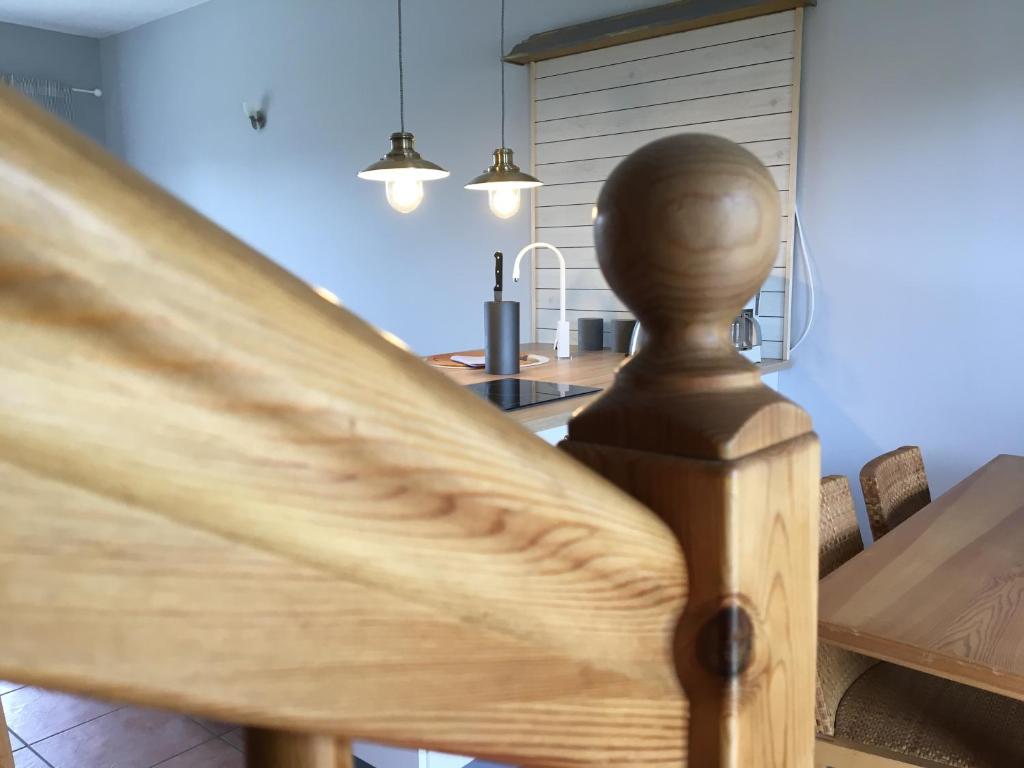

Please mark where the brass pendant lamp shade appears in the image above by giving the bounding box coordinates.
[465,0,541,218]
[465,147,542,190]
[359,132,449,182]
[358,0,448,213]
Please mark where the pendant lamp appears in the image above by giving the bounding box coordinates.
[465,0,542,218]
[359,0,448,213]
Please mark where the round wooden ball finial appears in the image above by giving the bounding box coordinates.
[595,134,780,387]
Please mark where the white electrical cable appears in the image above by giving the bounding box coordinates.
[789,205,816,352]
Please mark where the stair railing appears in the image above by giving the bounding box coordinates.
[0,85,817,768]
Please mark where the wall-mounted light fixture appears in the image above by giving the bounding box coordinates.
[242,102,266,131]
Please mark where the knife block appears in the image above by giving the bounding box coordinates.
[484,301,520,375]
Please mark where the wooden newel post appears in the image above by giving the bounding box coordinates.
[561,134,819,767]
[246,730,353,768]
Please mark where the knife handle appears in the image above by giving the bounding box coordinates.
[494,251,503,296]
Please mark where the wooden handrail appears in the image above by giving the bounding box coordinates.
[0,85,818,768]
[0,86,685,766]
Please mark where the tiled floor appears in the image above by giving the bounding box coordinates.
[3,682,244,768]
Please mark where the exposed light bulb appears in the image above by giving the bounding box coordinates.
[488,187,521,219]
[386,178,424,213]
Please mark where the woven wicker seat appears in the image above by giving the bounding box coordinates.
[817,474,1024,766]
[860,446,931,540]
[835,663,1024,767]
[816,475,877,737]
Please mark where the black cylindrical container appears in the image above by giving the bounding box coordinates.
[484,301,520,375]
[611,319,638,353]
[578,317,604,351]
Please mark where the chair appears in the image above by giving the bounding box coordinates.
[815,476,879,740]
[816,476,1024,767]
[860,446,931,540]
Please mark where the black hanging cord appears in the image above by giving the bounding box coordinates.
[398,0,405,133]
[500,0,506,148]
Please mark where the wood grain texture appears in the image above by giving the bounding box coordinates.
[564,438,819,767]
[0,86,687,766]
[505,0,813,65]
[246,731,351,768]
[819,454,1024,702]
[563,134,819,767]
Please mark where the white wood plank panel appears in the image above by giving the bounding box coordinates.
[537,86,792,143]
[535,32,795,100]
[537,157,625,185]
[535,226,594,248]
[537,139,790,181]
[537,308,634,327]
[536,113,791,163]
[531,11,798,360]
[536,206,594,228]
[538,289,626,313]
[758,316,784,342]
[536,182,607,207]
[533,250,601,269]
[764,266,787,292]
[535,11,795,78]
[536,206,595,228]
[537,269,609,291]
[537,58,793,121]
[773,242,786,267]
[536,244,787,271]
[536,165,788,206]
[540,201,786,228]
[536,328,612,347]
[536,313,782,348]
[537,193,789,226]
[757,291,786,318]
[540,268,786,305]
[535,220,789,252]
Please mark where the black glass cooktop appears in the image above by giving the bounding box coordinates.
[465,378,601,412]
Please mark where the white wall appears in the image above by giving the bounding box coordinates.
[99,0,665,355]
[782,0,1024,535]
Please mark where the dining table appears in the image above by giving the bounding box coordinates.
[818,453,1024,701]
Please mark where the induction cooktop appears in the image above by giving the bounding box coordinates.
[465,378,601,412]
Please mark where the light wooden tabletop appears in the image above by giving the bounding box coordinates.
[819,454,1024,700]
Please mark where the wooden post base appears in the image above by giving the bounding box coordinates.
[245,729,352,768]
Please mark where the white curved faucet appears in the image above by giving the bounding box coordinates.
[512,242,570,358]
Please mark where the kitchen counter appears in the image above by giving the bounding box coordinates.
[433,343,789,434]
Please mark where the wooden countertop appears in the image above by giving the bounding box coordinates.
[432,343,789,433]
